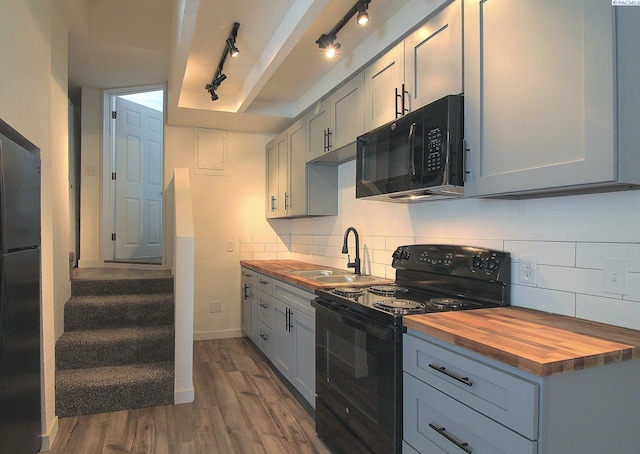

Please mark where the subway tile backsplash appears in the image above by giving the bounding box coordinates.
[241,234,640,330]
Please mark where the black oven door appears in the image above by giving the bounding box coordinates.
[313,299,402,454]
[356,108,426,198]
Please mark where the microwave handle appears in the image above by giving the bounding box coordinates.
[408,122,416,176]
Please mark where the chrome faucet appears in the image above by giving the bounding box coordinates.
[342,227,361,275]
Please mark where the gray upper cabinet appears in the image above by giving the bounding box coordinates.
[306,98,330,163]
[464,0,640,197]
[265,131,287,218]
[364,0,463,132]
[364,41,405,132]
[306,72,365,163]
[404,0,463,113]
[266,117,337,219]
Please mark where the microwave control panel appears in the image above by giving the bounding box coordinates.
[426,128,443,173]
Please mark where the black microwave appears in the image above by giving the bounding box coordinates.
[356,94,464,202]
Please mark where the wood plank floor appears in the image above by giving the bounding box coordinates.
[49,338,331,454]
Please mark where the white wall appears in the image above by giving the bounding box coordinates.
[164,125,273,339]
[240,159,640,331]
[78,87,103,267]
[0,0,71,449]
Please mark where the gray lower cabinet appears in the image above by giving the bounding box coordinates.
[240,267,258,343]
[403,328,640,454]
[249,271,316,408]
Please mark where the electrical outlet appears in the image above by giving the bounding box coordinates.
[209,301,222,313]
[519,256,538,286]
[602,260,628,295]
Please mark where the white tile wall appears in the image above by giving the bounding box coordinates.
[241,234,640,330]
[240,161,640,331]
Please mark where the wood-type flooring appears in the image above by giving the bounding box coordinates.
[49,337,331,454]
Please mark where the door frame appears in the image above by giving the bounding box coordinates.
[101,83,167,268]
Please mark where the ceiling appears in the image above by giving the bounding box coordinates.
[60,0,427,134]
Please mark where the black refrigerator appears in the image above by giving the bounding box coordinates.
[0,128,42,454]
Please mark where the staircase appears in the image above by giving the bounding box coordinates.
[55,271,175,417]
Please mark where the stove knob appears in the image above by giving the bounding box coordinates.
[472,256,483,269]
[487,258,499,271]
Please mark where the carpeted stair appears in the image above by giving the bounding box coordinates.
[55,275,175,417]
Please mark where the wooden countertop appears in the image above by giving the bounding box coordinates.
[404,307,640,377]
[240,259,391,291]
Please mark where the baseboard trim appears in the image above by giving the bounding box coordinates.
[78,258,102,268]
[40,416,59,452]
[193,329,242,341]
[174,387,195,405]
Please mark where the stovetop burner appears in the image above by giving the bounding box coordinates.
[425,297,467,311]
[374,298,426,314]
[368,285,409,296]
[332,287,365,297]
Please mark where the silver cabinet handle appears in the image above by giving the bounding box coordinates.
[429,423,472,453]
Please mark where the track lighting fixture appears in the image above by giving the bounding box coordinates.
[357,0,370,25]
[204,22,240,101]
[316,0,371,58]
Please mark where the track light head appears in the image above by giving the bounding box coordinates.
[316,34,341,58]
[213,73,227,87]
[326,42,340,59]
[357,0,370,25]
[226,38,239,58]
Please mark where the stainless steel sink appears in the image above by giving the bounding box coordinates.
[311,275,377,284]
[290,269,348,278]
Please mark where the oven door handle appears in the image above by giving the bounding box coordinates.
[338,313,392,341]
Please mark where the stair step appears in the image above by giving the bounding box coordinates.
[71,277,173,296]
[56,325,174,370]
[64,293,174,331]
[55,362,174,417]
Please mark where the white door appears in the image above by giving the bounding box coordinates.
[113,97,163,260]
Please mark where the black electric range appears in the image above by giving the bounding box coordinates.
[315,244,511,326]
[312,244,510,454]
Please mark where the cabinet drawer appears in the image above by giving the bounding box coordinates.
[404,333,538,439]
[257,291,274,328]
[257,274,273,294]
[404,373,537,454]
[256,320,272,359]
[272,279,315,317]
[241,267,258,286]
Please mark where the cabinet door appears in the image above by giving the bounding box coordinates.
[306,99,330,162]
[265,139,278,218]
[272,299,293,378]
[404,0,462,111]
[464,0,616,196]
[329,73,365,151]
[241,281,252,337]
[275,132,289,217]
[364,41,405,131]
[291,308,315,407]
[287,117,307,216]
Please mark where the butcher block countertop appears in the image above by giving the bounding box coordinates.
[240,259,391,291]
[404,307,640,377]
